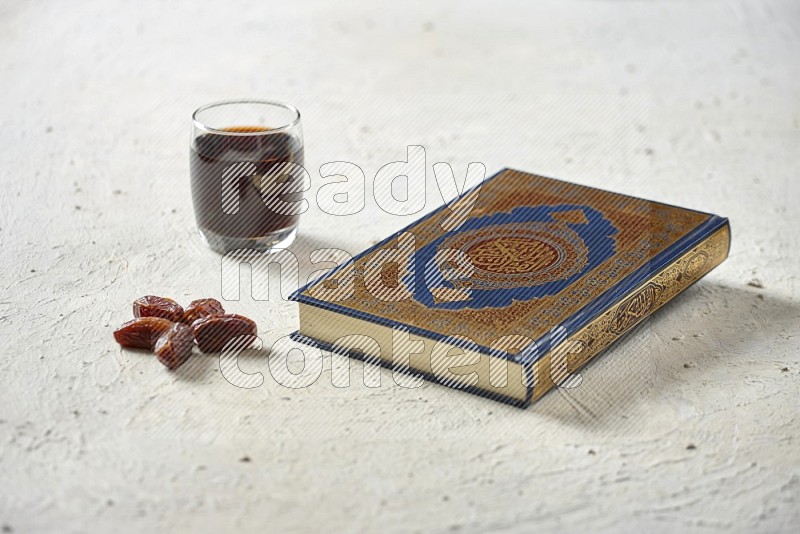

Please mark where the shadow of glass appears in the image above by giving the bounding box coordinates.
[290,231,354,284]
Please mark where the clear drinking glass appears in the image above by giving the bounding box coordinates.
[190,100,304,253]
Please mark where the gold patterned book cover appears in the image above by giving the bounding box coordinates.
[291,169,731,407]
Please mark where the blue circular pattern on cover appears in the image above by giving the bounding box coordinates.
[410,204,618,310]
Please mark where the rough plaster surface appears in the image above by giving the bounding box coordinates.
[1,0,799,532]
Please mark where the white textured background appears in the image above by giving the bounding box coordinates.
[1,0,799,532]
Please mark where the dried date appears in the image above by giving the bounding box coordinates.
[182,298,225,324]
[113,317,174,350]
[133,295,184,323]
[154,323,194,370]
[191,314,258,353]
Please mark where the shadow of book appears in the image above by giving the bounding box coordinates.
[531,281,800,431]
[172,265,797,428]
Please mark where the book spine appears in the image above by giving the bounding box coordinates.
[532,222,731,402]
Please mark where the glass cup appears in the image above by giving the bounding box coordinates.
[190,99,304,253]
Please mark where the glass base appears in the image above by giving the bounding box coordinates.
[199,226,297,254]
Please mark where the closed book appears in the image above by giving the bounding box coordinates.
[291,168,730,407]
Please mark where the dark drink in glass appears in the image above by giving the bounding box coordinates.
[190,100,304,253]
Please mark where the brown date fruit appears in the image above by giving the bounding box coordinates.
[191,314,258,353]
[182,298,225,324]
[154,323,194,370]
[113,317,174,350]
[133,295,184,323]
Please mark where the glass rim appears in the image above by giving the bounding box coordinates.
[192,99,301,136]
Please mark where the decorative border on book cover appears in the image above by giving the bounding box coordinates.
[294,169,723,356]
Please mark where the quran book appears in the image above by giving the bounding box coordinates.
[291,169,730,407]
